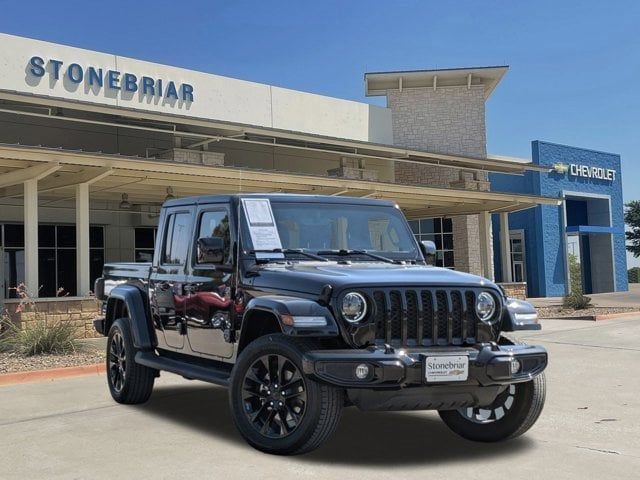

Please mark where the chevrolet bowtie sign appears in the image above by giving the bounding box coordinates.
[553,163,616,182]
[552,163,569,174]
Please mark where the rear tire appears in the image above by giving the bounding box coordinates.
[106,318,155,404]
[229,334,343,455]
[439,373,546,442]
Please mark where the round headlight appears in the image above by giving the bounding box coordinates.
[475,292,496,323]
[341,292,367,323]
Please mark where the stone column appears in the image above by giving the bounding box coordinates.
[387,85,487,275]
[500,212,513,282]
[24,179,39,297]
[76,183,91,296]
[478,211,494,280]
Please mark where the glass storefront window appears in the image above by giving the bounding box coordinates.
[1,224,105,298]
[134,227,157,263]
[409,218,455,268]
[3,248,25,298]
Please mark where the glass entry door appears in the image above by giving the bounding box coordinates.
[509,231,526,283]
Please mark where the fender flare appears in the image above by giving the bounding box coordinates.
[106,284,155,349]
[241,295,339,340]
[501,297,541,331]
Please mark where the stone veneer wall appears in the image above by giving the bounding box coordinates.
[498,282,527,300]
[4,298,101,339]
[387,85,490,275]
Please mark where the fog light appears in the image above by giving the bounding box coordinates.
[355,363,370,380]
[510,358,521,375]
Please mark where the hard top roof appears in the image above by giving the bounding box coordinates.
[163,193,397,208]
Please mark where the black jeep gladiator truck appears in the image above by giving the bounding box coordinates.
[93,194,547,455]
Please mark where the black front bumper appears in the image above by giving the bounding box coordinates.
[302,342,547,389]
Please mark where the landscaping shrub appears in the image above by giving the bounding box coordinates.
[628,267,640,284]
[563,293,592,310]
[0,316,79,356]
[0,283,79,356]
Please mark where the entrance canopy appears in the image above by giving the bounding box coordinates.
[0,144,560,219]
[0,92,562,298]
[0,88,559,219]
[0,89,552,176]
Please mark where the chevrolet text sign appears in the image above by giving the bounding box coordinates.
[569,164,616,182]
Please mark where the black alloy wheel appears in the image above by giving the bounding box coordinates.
[439,373,546,442]
[106,318,156,404]
[229,334,343,455]
[459,384,517,423]
[108,331,127,393]
[241,354,308,438]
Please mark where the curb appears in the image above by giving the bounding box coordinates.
[586,311,640,321]
[0,362,105,387]
[540,311,640,321]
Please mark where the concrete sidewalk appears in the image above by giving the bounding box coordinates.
[529,283,640,308]
[1,317,639,479]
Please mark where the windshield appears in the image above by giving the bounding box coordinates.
[243,201,419,261]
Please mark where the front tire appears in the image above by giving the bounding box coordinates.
[439,373,546,442]
[106,318,155,404]
[229,334,343,455]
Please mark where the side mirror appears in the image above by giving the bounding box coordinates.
[420,240,437,256]
[197,236,226,264]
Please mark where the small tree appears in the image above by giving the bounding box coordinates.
[567,253,583,295]
[563,253,591,310]
[625,201,640,257]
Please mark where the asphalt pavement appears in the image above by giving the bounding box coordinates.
[1,317,639,479]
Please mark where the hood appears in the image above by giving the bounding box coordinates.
[251,261,500,295]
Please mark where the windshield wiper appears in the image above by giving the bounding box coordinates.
[316,249,400,264]
[251,248,329,262]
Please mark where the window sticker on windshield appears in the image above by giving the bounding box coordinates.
[241,198,283,251]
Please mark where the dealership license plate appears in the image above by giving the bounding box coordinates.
[424,355,469,382]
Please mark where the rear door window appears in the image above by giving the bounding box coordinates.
[162,212,191,265]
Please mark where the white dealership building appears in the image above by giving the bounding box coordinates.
[0,32,559,313]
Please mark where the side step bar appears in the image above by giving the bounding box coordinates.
[135,351,231,387]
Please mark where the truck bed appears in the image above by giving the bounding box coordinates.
[103,262,151,280]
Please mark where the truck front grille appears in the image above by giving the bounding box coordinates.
[371,288,481,347]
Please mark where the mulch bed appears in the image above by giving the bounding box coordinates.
[0,345,105,374]
[537,306,639,319]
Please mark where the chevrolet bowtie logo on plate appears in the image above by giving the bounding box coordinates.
[552,163,569,174]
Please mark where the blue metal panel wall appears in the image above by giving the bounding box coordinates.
[533,141,627,294]
[490,140,627,297]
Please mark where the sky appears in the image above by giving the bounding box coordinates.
[1,0,639,264]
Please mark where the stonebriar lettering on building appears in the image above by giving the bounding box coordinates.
[28,56,195,102]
